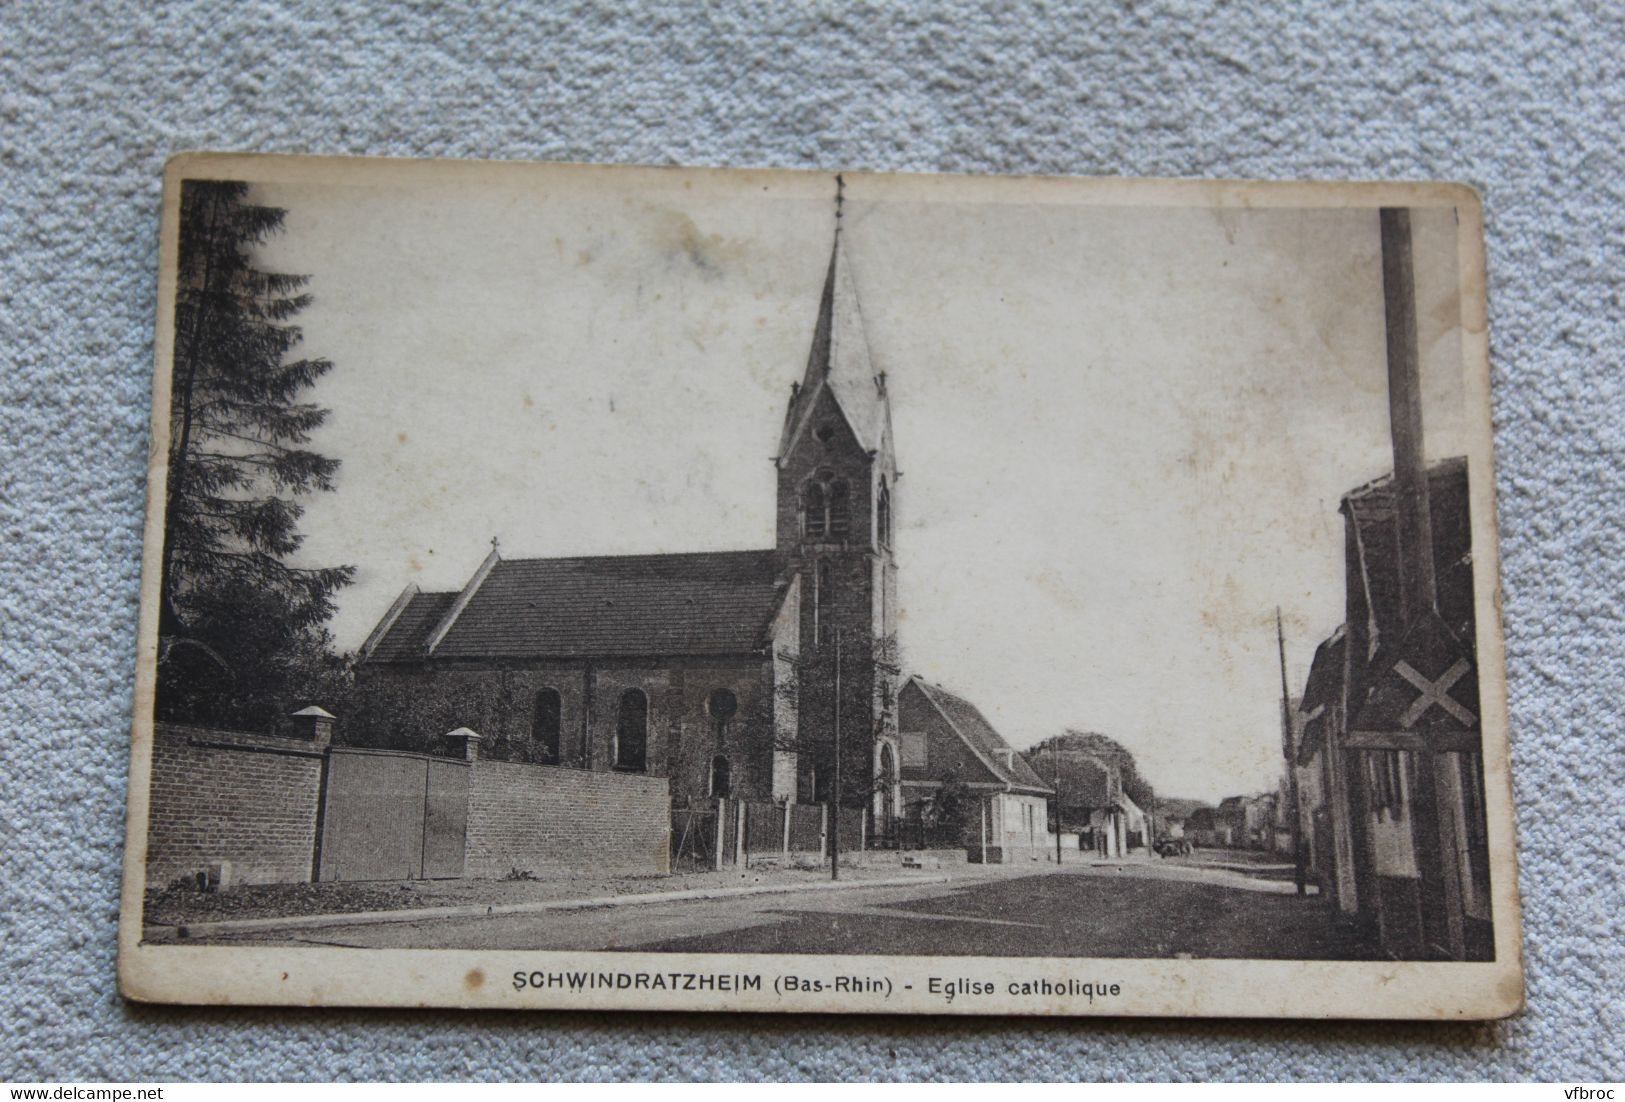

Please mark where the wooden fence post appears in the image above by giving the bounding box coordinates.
[713,799,725,871]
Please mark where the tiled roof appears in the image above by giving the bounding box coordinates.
[1341,456,1476,655]
[364,550,785,661]
[1294,627,1347,763]
[912,678,1052,793]
[364,590,458,661]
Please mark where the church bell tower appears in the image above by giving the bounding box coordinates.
[774,177,900,813]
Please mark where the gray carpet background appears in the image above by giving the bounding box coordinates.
[2,0,1620,1082]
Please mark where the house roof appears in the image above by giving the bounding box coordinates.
[1295,627,1347,764]
[362,549,786,661]
[1341,456,1475,659]
[908,677,1052,794]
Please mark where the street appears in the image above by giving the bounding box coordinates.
[195,857,1378,960]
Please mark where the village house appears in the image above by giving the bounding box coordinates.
[1291,456,1492,960]
[895,677,1053,862]
[1064,753,1146,859]
[1183,806,1223,849]
[1215,796,1248,848]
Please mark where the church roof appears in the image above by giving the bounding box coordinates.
[363,589,458,662]
[778,224,891,457]
[362,550,786,662]
[907,677,1053,794]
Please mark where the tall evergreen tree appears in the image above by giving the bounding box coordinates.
[156,180,353,729]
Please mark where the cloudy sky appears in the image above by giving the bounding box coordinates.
[243,163,1472,804]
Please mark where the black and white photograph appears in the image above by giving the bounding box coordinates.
[119,155,1520,1017]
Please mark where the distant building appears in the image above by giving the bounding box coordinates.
[1060,754,1147,859]
[1216,796,1248,848]
[1184,807,1223,848]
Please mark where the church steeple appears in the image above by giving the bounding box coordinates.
[772,174,901,811]
[777,175,892,464]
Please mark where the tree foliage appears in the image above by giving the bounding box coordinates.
[1026,730,1157,823]
[771,627,901,806]
[155,180,353,730]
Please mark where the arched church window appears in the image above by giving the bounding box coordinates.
[803,481,827,538]
[531,688,561,762]
[877,479,891,547]
[709,755,732,798]
[615,688,648,772]
[827,480,850,537]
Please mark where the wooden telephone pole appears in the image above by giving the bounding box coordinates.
[1277,607,1306,896]
[1053,743,1064,865]
[829,631,842,881]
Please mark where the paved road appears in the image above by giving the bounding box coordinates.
[209,863,1378,960]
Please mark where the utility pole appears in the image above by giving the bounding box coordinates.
[1277,607,1306,896]
[1053,742,1063,865]
[1380,207,1437,624]
[830,631,842,882]
[1380,205,1466,958]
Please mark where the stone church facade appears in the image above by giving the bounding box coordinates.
[355,212,906,824]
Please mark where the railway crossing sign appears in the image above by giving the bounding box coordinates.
[1348,610,1480,752]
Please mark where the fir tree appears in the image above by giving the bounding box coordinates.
[156,180,353,729]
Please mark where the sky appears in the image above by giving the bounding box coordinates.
[243,164,1471,804]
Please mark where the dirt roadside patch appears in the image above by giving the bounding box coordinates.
[142,861,956,927]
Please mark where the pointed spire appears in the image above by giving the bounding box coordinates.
[777,174,892,458]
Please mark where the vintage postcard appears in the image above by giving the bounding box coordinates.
[118,154,1522,1018]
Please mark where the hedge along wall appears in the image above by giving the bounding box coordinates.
[464,757,672,879]
[145,724,326,887]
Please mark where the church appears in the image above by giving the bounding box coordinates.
[354,193,1042,846]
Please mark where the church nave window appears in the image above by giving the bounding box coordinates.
[531,687,562,763]
[708,755,732,798]
[707,687,738,733]
[614,688,648,772]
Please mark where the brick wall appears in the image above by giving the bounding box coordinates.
[464,757,671,879]
[145,723,325,887]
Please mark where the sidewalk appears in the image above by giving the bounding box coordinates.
[144,856,1049,940]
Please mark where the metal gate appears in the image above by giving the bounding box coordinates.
[670,803,719,871]
[318,748,470,881]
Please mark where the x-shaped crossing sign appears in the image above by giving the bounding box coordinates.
[1396,658,1477,728]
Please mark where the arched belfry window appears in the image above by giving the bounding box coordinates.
[709,755,732,798]
[828,480,850,537]
[803,481,827,538]
[877,479,891,547]
[803,472,850,540]
[615,688,648,772]
[531,688,562,762]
